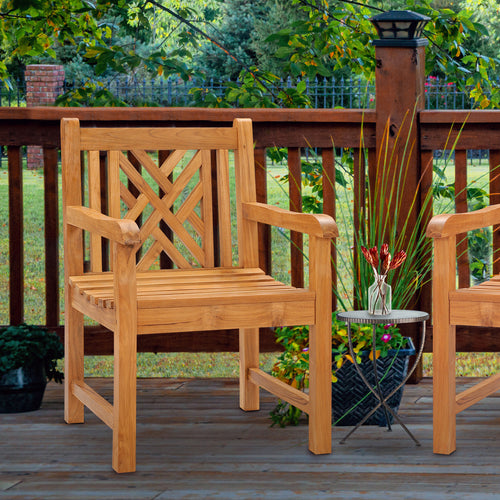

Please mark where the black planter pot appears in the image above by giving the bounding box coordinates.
[332,338,416,426]
[0,362,47,413]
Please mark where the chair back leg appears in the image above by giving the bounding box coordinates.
[239,327,260,411]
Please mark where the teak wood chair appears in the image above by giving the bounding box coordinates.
[61,117,338,473]
[427,204,500,455]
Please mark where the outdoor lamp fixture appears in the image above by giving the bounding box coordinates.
[370,10,430,47]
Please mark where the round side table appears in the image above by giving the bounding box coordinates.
[336,309,429,446]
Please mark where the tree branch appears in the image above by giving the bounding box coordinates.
[147,0,281,99]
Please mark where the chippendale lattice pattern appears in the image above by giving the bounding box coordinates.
[113,148,218,270]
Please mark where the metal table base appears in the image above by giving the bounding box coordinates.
[336,310,429,446]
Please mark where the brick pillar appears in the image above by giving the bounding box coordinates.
[25,64,65,169]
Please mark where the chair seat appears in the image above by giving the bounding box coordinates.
[450,274,500,327]
[451,274,500,302]
[70,268,316,333]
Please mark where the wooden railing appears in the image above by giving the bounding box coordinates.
[0,107,375,354]
[3,107,500,354]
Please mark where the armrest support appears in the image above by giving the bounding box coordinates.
[242,202,338,239]
[66,206,141,246]
[427,204,500,238]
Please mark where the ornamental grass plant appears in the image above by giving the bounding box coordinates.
[270,113,438,427]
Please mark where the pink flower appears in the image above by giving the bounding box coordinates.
[381,333,392,343]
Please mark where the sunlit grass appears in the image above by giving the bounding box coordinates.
[56,352,279,378]
[422,352,500,378]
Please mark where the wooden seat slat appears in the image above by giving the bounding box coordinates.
[72,279,308,310]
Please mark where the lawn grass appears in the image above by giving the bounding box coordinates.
[2,154,500,378]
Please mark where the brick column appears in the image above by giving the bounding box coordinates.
[25,64,65,169]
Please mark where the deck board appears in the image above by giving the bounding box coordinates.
[2,378,500,499]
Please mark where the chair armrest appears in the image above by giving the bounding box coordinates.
[66,206,141,246]
[427,203,500,238]
[242,201,338,238]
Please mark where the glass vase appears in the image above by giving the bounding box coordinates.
[368,275,391,315]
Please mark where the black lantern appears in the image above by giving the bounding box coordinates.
[370,10,430,47]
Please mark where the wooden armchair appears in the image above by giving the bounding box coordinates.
[61,117,338,473]
[427,204,500,455]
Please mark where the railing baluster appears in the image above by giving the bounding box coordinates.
[8,146,24,325]
[288,147,304,288]
[321,147,337,310]
[455,149,469,288]
[490,150,500,275]
[43,147,59,327]
[255,147,271,275]
[419,149,435,317]
[353,148,366,310]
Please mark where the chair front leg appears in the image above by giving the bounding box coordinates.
[432,236,457,455]
[308,235,332,454]
[112,244,138,473]
[64,287,85,424]
[308,321,332,455]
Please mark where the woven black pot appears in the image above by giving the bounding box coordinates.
[332,338,415,426]
[0,362,47,413]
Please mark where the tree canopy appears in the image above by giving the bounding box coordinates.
[1,0,499,107]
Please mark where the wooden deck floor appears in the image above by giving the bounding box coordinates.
[2,377,500,499]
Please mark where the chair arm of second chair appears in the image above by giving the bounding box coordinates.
[426,203,500,239]
[66,206,141,246]
[242,201,338,239]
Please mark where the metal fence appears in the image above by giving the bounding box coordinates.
[1,75,488,109]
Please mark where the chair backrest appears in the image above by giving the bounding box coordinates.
[61,118,257,273]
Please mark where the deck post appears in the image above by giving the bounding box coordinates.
[372,12,430,381]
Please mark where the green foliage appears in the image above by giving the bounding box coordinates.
[194,0,268,80]
[56,81,128,107]
[2,0,498,107]
[0,324,63,383]
[251,1,311,78]
[270,316,406,427]
[0,0,110,87]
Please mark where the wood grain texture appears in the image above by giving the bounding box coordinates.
[61,118,335,472]
[72,381,114,428]
[43,147,60,326]
[254,147,271,274]
[6,377,500,499]
[239,328,260,411]
[243,202,338,238]
[455,372,500,414]
[431,236,457,455]
[490,150,500,275]
[455,150,469,288]
[66,206,140,246]
[8,145,23,324]
[80,127,238,151]
[216,149,233,267]
[288,147,303,289]
[426,203,500,238]
[321,147,337,310]
[112,242,138,473]
[248,368,309,413]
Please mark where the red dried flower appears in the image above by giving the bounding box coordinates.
[389,250,407,271]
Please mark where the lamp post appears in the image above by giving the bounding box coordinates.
[369,10,430,381]
[370,10,430,47]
